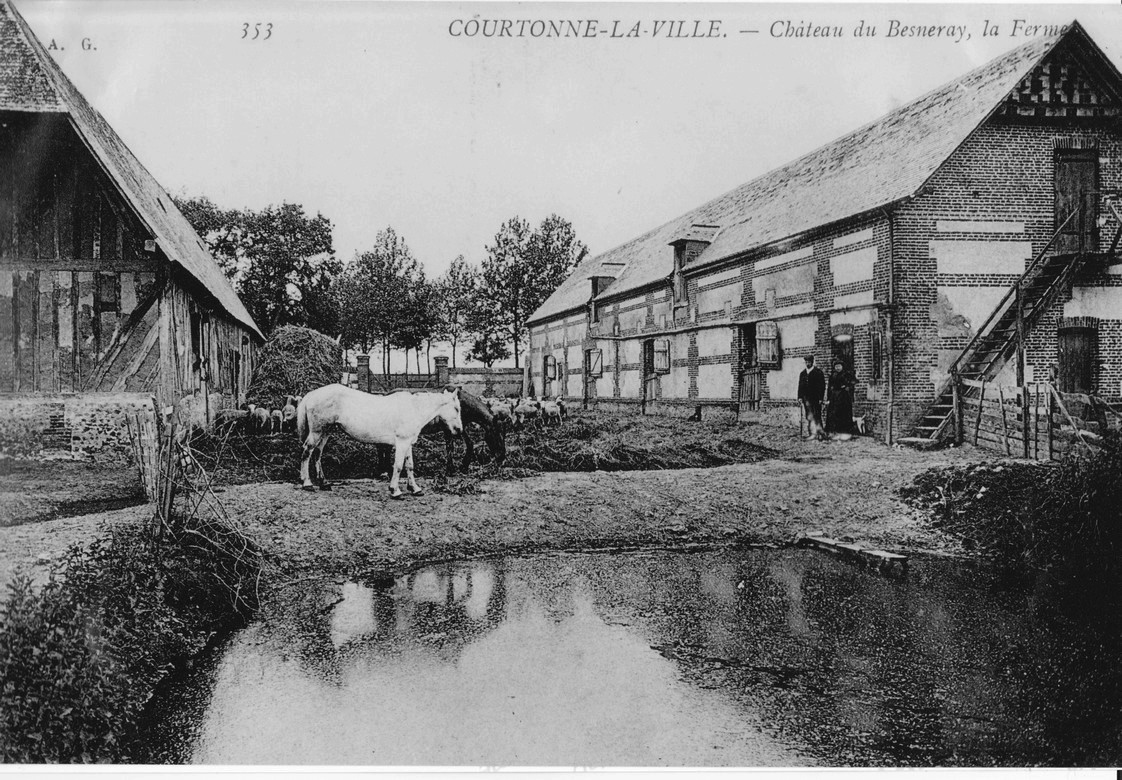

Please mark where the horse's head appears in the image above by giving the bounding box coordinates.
[437,386,463,436]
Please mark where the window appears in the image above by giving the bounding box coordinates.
[673,268,687,304]
[96,273,119,314]
[190,309,202,367]
[756,320,780,367]
[832,330,854,373]
[543,355,557,381]
[586,348,603,378]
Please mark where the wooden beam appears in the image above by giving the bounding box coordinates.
[16,270,35,392]
[111,319,159,392]
[37,271,54,392]
[0,270,12,392]
[89,283,159,390]
[76,270,95,390]
[56,271,74,392]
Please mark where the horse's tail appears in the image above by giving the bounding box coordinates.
[297,398,309,444]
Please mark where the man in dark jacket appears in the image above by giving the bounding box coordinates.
[797,355,826,439]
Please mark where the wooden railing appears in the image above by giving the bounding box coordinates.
[952,376,1114,460]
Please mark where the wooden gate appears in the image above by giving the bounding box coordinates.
[953,377,1116,460]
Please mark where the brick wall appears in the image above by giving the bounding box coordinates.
[893,121,1122,433]
[527,215,894,435]
[0,392,156,461]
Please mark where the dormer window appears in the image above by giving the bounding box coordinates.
[668,224,719,305]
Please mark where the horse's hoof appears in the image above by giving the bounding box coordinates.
[300,484,317,492]
[410,488,425,497]
[391,492,405,501]
[319,483,333,491]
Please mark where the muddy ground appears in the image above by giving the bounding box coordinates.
[0,412,990,594]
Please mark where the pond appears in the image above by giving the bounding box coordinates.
[134,548,1122,766]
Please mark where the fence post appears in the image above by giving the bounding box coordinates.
[357,353,371,393]
[1021,384,1030,459]
[1047,382,1056,461]
[952,369,963,446]
[434,356,450,387]
[1014,281,1025,388]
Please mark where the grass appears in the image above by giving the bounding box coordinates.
[899,431,1122,568]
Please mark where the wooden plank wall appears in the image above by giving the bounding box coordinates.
[0,112,257,408]
[0,112,164,395]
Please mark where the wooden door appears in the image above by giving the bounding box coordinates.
[738,324,760,411]
[1058,327,1095,394]
[1055,150,1098,254]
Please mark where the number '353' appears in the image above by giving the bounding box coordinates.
[241,22,273,40]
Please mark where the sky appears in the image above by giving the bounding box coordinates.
[18,0,1122,285]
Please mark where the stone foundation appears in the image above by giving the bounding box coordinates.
[0,392,157,461]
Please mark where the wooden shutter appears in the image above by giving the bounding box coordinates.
[757,320,780,366]
[654,340,670,373]
[587,348,603,377]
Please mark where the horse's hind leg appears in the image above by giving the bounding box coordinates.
[460,430,475,469]
[300,431,322,490]
[389,442,407,499]
[404,446,423,496]
[314,433,331,489]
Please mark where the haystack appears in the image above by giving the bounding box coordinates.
[246,326,342,405]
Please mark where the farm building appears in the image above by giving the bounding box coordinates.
[0,1,262,458]
[527,22,1122,447]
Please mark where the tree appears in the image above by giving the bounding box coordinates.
[433,255,478,368]
[336,227,424,377]
[468,331,512,368]
[175,195,339,335]
[480,214,588,367]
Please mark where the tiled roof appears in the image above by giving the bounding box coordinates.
[0,1,262,339]
[529,25,1092,325]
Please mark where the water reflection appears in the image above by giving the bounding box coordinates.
[134,550,1122,767]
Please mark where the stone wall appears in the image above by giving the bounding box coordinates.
[0,392,156,461]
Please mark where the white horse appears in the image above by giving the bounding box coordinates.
[297,383,463,498]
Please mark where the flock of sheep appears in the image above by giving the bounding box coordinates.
[484,395,568,429]
[217,391,569,438]
[214,394,303,436]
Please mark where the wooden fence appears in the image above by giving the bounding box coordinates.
[952,377,1120,460]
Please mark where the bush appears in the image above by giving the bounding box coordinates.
[901,432,1122,567]
[0,523,255,762]
[246,325,342,406]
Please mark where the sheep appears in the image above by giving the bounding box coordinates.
[282,394,299,433]
[270,408,284,435]
[540,400,563,427]
[513,399,541,429]
[248,404,270,435]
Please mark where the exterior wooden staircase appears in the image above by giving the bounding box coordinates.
[913,200,1122,442]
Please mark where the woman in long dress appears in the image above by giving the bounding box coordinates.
[826,361,855,435]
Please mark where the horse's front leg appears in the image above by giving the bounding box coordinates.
[443,427,456,475]
[460,428,475,469]
[405,445,423,496]
[389,442,407,499]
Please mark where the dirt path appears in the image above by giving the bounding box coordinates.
[219,437,983,580]
[0,429,987,591]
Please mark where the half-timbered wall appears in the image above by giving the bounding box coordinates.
[528,214,894,432]
[0,111,256,458]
